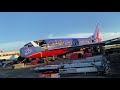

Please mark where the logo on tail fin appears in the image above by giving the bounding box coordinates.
[95,23,102,42]
[95,24,99,38]
[91,23,102,42]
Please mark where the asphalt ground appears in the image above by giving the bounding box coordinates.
[0,67,109,78]
[0,59,114,78]
[0,59,70,78]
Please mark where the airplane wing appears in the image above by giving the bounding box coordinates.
[79,37,120,48]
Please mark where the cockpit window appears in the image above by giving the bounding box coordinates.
[41,44,47,47]
[24,42,33,47]
[92,40,94,42]
[34,40,47,46]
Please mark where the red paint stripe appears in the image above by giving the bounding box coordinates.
[27,49,69,58]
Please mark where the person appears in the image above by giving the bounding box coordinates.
[45,57,49,65]
[78,53,82,58]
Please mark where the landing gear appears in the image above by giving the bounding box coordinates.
[52,56,55,60]
[104,64,112,77]
[63,54,67,59]
[17,56,25,63]
[63,55,66,58]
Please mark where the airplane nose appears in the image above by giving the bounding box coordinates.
[19,47,32,57]
[20,47,44,58]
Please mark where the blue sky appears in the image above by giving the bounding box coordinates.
[0,12,120,51]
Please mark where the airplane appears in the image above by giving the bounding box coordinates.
[19,24,102,60]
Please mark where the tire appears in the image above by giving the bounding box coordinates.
[105,66,112,77]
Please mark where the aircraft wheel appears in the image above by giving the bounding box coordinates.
[104,66,112,77]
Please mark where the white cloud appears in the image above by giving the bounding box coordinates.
[48,32,120,41]
[1,32,120,52]
[48,33,93,38]
[99,32,120,41]
[0,41,29,52]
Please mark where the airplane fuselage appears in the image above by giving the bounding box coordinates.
[20,37,99,59]
[20,24,101,59]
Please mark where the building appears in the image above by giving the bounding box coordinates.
[0,51,20,60]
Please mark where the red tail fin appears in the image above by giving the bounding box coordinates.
[91,23,102,42]
[95,24,99,38]
[95,23,102,42]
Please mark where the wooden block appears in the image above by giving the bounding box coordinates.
[12,63,25,69]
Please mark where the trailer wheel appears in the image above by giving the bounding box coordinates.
[105,66,112,77]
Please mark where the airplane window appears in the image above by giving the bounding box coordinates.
[34,41,38,44]
[72,42,75,45]
[57,42,59,46]
[75,41,79,45]
[68,42,72,45]
[61,42,63,44]
[55,42,58,46]
[74,42,76,45]
[86,40,89,43]
[50,43,53,46]
[41,44,48,47]
[37,40,47,46]
[57,42,60,46]
[28,45,30,47]
[53,42,56,46]
[58,42,64,46]
[60,42,62,45]
[54,43,56,46]
[41,45,44,47]
[52,43,56,46]
[61,42,63,45]
[89,40,91,43]
[59,42,62,45]
[49,43,52,46]
[24,42,33,47]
